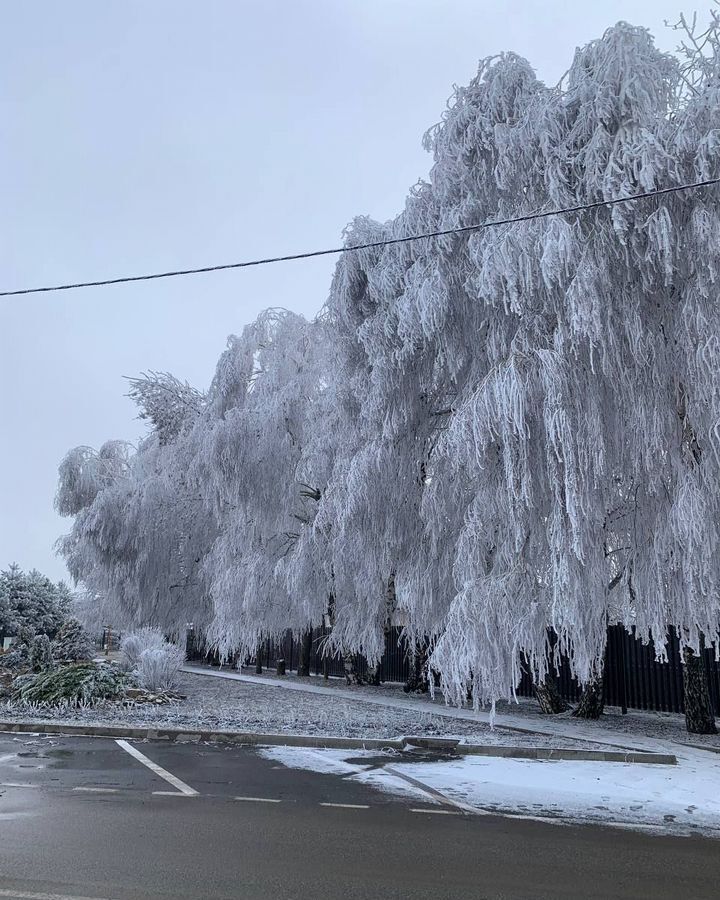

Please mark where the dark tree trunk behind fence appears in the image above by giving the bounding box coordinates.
[683,646,717,734]
[366,660,382,686]
[535,674,570,714]
[572,675,605,719]
[404,644,429,693]
[344,653,363,685]
[297,629,312,677]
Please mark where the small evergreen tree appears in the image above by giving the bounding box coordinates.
[29,633,53,673]
[52,618,95,664]
[0,564,70,640]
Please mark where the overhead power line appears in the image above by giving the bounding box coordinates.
[2,176,719,298]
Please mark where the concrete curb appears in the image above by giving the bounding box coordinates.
[404,735,677,764]
[0,721,676,764]
[0,721,403,751]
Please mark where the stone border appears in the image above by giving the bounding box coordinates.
[0,721,676,764]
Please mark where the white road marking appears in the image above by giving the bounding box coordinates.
[410,808,460,815]
[383,765,487,815]
[72,787,119,793]
[152,790,199,797]
[114,739,199,796]
[320,802,370,809]
[234,796,282,803]
[0,890,121,900]
[0,782,40,788]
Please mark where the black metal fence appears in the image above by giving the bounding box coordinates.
[515,625,720,716]
[186,625,413,683]
[186,624,720,716]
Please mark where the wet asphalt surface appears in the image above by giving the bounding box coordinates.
[0,733,718,900]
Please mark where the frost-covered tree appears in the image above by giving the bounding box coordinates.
[0,578,11,639]
[126,371,204,446]
[0,564,71,639]
[52,617,95,664]
[0,565,76,671]
[55,17,720,733]
[420,23,719,733]
[56,375,216,634]
[193,309,333,658]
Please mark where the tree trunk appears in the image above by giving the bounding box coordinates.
[344,653,363,685]
[534,674,569,714]
[297,629,313,677]
[683,646,717,735]
[572,675,605,719]
[366,574,392,686]
[366,660,382,686]
[404,643,430,693]
[254,642,263,675]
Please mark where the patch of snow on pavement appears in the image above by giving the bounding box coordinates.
[257,746,436,803]
[258,744,720,836]
[390,749,720,835]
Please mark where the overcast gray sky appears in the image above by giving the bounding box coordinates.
[0,1,689,583]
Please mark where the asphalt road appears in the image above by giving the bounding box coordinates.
[0,733,717,900]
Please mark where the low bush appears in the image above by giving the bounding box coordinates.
[120,627,167,671]
[134,643,185,692]
[12,662,129,706]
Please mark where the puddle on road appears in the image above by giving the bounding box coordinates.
[17,748,73,759]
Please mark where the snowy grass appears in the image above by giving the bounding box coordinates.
[236,667,720,751]
[0,671,604,747]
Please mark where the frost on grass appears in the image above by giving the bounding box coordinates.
[54,19,720,712]
[0,673,614,749]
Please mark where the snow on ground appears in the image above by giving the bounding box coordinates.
[259,743,720,837]
[390,751,720,834]
[258,745,425,801]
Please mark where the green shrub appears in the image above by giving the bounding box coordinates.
[29,633,53,672]
[52,617,95,664]
[12,662,129,706]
